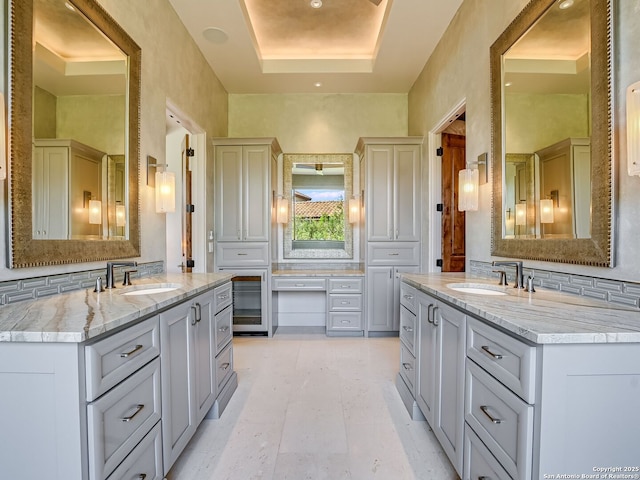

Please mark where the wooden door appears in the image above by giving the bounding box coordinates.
[182,134,193,272]
[441,133,466,272]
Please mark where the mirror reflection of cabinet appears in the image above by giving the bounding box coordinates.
[32,139,105,239]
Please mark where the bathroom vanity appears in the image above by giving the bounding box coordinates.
[397,273,640,480]
[0,273,234,480]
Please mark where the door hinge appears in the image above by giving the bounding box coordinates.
[186,148,195,157]
[436,147,444,157]
[436,203,444,212]
[186,259,195,268]
[186,204,195,213]
[436,259,443,267]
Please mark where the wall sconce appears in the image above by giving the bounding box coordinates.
[515,203,526,226]
[539,198,554,224]
[276,195,289,224]
[116,204,126,227]
[627,81,640,176]
[147,155,176,213]
[89,199,102,224]
[348,196,360,224]
[457,153,488,212]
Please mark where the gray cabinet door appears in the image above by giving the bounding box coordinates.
[393,144,420,241]
[215,145,243,241]
[243,144,270,241]
[417,296,437,424]
[366,266,394,331]
[433,301,466,476]
[366,145,394,241]
[194,291,216,424]
[160,301,197,473]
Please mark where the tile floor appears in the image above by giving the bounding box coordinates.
[166,333,459,480]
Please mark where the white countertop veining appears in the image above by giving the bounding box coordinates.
[0,273,232,343]
[402,273,640,345]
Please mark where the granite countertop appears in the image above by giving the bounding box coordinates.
[0,273,232,343]
[272,269,364,277]
[402,273,640,345]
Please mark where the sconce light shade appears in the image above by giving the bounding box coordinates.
[627,81,640,176]
[349,197,360,223]
[276,196,289,224]
[458,168,479,211]
[156,171,176,213]
[515,203,526,226]
[540,198,554,224]
[89,199,102,224]
[116,204,126,227]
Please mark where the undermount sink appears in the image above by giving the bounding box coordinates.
[446,283,508,296]
[121,283,182,296]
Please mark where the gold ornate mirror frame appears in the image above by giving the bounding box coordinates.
[8,0,141,267]
[490,0,613,267]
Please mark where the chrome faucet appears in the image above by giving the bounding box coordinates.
[492,260,524,289]
[105,261,137,289]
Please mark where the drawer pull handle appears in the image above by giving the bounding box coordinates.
[478,477,491,480]
[403,294,414,300]
[341,320,350,324]
[221,362,231,371]
[120,344,143,358]
[402,362,413,371]
[237,253,248,256]
[218,294,229,300]
[402,326,413,333]
[480,405,503,424]
[136,475,147,480]
[295,283,305,287]
[219,326,230,332]
[340,301,349,305]
[481,345,504,360]
[341,285,351,288]
[388,253,400,256]
[121,404,145,423]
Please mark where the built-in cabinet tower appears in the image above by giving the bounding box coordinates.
[213,138,281,336]
[355,137,423,335]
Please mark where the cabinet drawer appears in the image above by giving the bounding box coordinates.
[400,282,417,313]
[399,304,416,355]
[272,277,326,291]
[216,242,269,267]
[88,359,162,480]
[215,305,233,354]
[328,312,362,331]
[328,278,363,294]
[464,424,511,480]
[214,281,232,313]
[328,294,362,311]
[465,360,533,480]
[216,342,234,392]
[466,317,537,403]
[106,422,163,480]
[85,316,160,402]
[399,342,417,395]
[367,242,419,265]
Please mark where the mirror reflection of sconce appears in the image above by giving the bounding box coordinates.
[540,190,559,224]
[627,81,640,176]
[348,196,360,224]
[458,153,488,212]
[147,155,176,213]
[89,199,102,225]
[276,195,289,224]
[515,203,526,226]
[116,203,126,227]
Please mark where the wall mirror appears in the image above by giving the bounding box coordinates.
[283,154,354,259]
[8,0,141,267]
[490,0,613,266]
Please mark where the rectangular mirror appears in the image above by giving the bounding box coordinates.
[490,0,613,266]
[283,154,354,259]
[8,0,141,267]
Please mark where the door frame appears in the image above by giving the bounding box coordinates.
[427,99,466,272]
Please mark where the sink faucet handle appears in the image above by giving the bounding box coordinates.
[492,269,508,286]
[123,270,137,286]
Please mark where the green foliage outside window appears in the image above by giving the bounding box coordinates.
[294,202,344,241]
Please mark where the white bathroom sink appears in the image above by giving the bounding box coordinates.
[121,283,182,296]
[446,283,508,296]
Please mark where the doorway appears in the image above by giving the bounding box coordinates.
[427,101,467,273]
[165,105,207,273]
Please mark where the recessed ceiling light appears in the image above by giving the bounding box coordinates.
[64,2,76,11]
[314,82,322,87]
[505,82,513,87]
[558,0,574,9]
[310,0,323,8]
[202,27,229,45]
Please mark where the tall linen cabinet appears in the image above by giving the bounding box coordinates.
[355,137,423,335]
[213,138,281,336]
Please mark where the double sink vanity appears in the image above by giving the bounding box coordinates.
[0,272,236,480]
[397,272,640,480]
